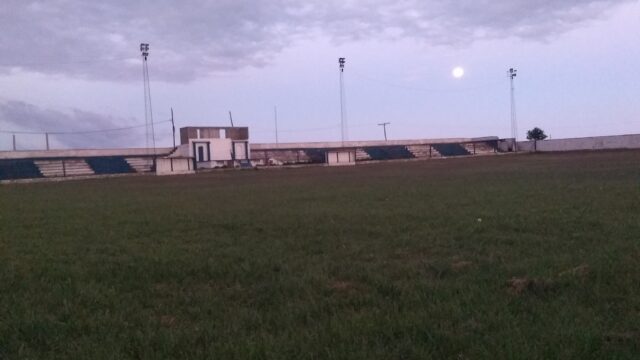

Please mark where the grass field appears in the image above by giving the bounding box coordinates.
[1,150,639,359]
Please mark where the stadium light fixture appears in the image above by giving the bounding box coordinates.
[509,68,518,151]
[339,57,347,143]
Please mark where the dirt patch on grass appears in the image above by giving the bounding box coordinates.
[451,260,473,271]
[329,280,360,293]
[559,264,590,278]
[159,315,177,327]
[507,277,553,295]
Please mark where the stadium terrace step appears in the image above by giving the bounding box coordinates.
[276,150,299,164]
[125,157,154,173]
[431,143,471,157]
[61,159,94,176]
[406,145,442,158]
[355,149,371,161]
[0,159,43,180]
[34,160,66,177]
[304,149,326,163]
[364,146,415,161]
[254,150,311,165]
[86,157,134,175]
[464,142,497,155]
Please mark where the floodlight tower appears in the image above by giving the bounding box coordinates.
[140,43,156,153]
[509,68,518,151]
[339,57,347,143]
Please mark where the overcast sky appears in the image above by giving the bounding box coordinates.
[1,0,639,149]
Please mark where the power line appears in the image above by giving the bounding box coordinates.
[0,57,129,67]
[250,123,342,135]
[278,123,343,133]
[350,69,504,93]
[0,119,171,135]
[378,122,390,141]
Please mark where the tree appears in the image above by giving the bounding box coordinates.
[526,127,548,141]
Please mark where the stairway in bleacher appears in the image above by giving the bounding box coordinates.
[125,157,154,173]
[406,145,441,159]
[34,160,66,177]
[355,148,371,161]
[24,159,95,179]
[0,160,43,180]
[86,157,134,175]
[431,143,471,157]
[61,159,95,176]
[364,146,415,160]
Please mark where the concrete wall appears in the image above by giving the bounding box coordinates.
[210,139,233,160]
[253,136,499,151]
[497,139,516,152]
[327,150,356,166]
[187,139,234,161]
[516,141,536,152]
[156,158,194,175]
[0,147,173,160]
[180,126,249,144]
[517,134,640,152]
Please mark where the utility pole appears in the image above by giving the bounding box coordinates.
[339,57,347,143]
[140,43,156,154]
[228,111,234,127]
[170,107,176,148]
[509,68,518,152]
[378,122,390,141]
[12,134,16,151]
[45,133,50,150]
[274,106,279,146]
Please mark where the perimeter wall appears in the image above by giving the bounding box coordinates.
[516,134,640,152]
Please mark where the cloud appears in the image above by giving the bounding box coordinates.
[0,100,145,149]
[0,0,632,82]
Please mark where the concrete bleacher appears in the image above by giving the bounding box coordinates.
[250,137,504,166]
[86,157,134,175]
[364,146,415,160]
[31,157,152,179]
[431,143,471,157]
[34,160,66,177]
[406,145,442,159]
[0,148,174,181]
[60,159,94,176]
[251,149,315,165]
[303,149,326,163]
[355,149,371,161]
[125,157,154,173]
[463,141,497,155]
[0,159,43,180]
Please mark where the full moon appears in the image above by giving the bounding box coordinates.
[452,67,465,78]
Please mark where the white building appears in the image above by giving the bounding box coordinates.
[156,126,251,175]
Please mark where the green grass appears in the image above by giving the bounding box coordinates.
[1,151,639,359]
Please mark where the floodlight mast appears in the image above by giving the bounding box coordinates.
[274,106,279,146]
[339,57,347,143]
[140,43,156,157]
[509,68,518,152]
